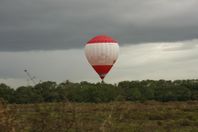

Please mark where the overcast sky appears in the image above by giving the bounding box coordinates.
[1,0,198,87]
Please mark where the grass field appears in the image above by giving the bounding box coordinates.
[0,100,198,132]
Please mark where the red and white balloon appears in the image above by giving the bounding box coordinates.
[85,35,119,81]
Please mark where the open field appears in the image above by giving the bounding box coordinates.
[0,101,198,132]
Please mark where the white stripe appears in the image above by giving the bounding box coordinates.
[85,43,119,65]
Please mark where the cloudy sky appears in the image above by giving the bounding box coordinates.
[1,0,198,87]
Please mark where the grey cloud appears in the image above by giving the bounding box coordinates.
[0,40,198,87]
[161,39,198,51]
[1,0,198,51]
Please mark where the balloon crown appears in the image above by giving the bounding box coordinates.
[87,35,117,43]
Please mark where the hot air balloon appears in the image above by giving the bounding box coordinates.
[85,35,119,82]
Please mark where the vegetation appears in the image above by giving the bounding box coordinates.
[0,79,198,104]
[0,80,198,131]
[0,100,197,132]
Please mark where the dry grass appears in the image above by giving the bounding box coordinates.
[0,99,16,132]
[0,100,198,132]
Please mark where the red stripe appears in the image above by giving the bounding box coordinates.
[92,65,113,80]
[87,35,117,44]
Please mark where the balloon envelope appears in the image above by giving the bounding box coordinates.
[85,35,119,80]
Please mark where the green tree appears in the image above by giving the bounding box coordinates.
[34,81,58,102]
[0,83,14,103]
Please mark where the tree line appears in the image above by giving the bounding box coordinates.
[0,80,198,104]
